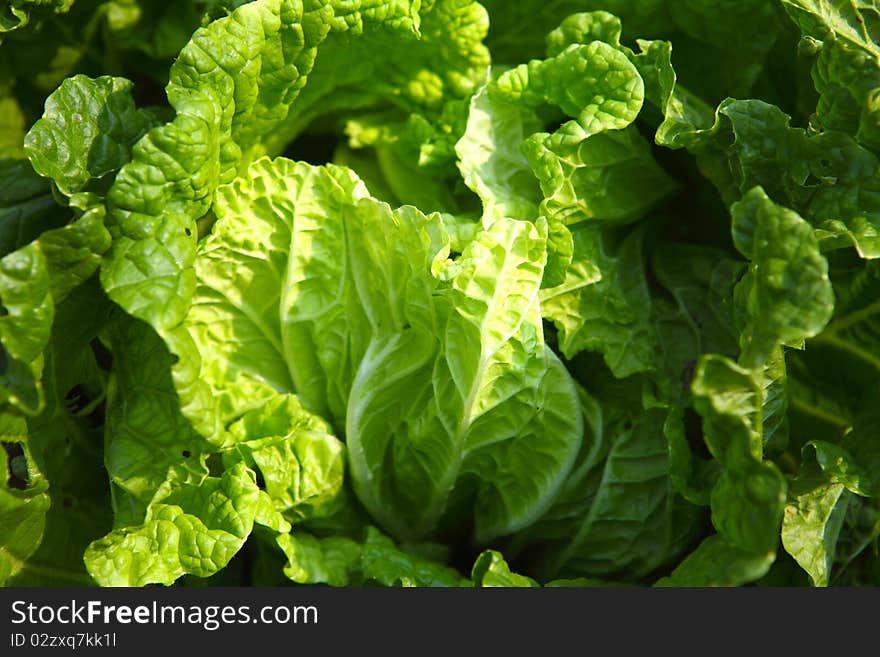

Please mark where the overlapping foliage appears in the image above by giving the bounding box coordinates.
[2,0,880,587]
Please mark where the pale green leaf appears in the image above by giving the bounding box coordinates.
[85,462,261,586]
[276,531,363,587]
[782,475,850,586]
[224,394,347,524]
[471,550,538,587]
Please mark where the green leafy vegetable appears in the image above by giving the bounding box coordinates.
[3,0,880,588]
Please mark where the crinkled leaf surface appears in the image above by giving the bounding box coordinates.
[5,0,880,590]
[185,157,582,543]
[782,0,880,152]
[24,75,156,197]
[85,462,260,586]
[0,411,49,584]
[224,394,347,524]
[540,226,659,377]
[731,187,834,368]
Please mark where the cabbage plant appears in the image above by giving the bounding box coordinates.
[1,0,880,587]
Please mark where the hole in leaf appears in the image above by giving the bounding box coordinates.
[90,337,114,371]
[205,453,223,477]
[64,384,91,414]
[2,442,28,490]
[184,228,192,237]
[64,383,106,428]
[181,449,191,458]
